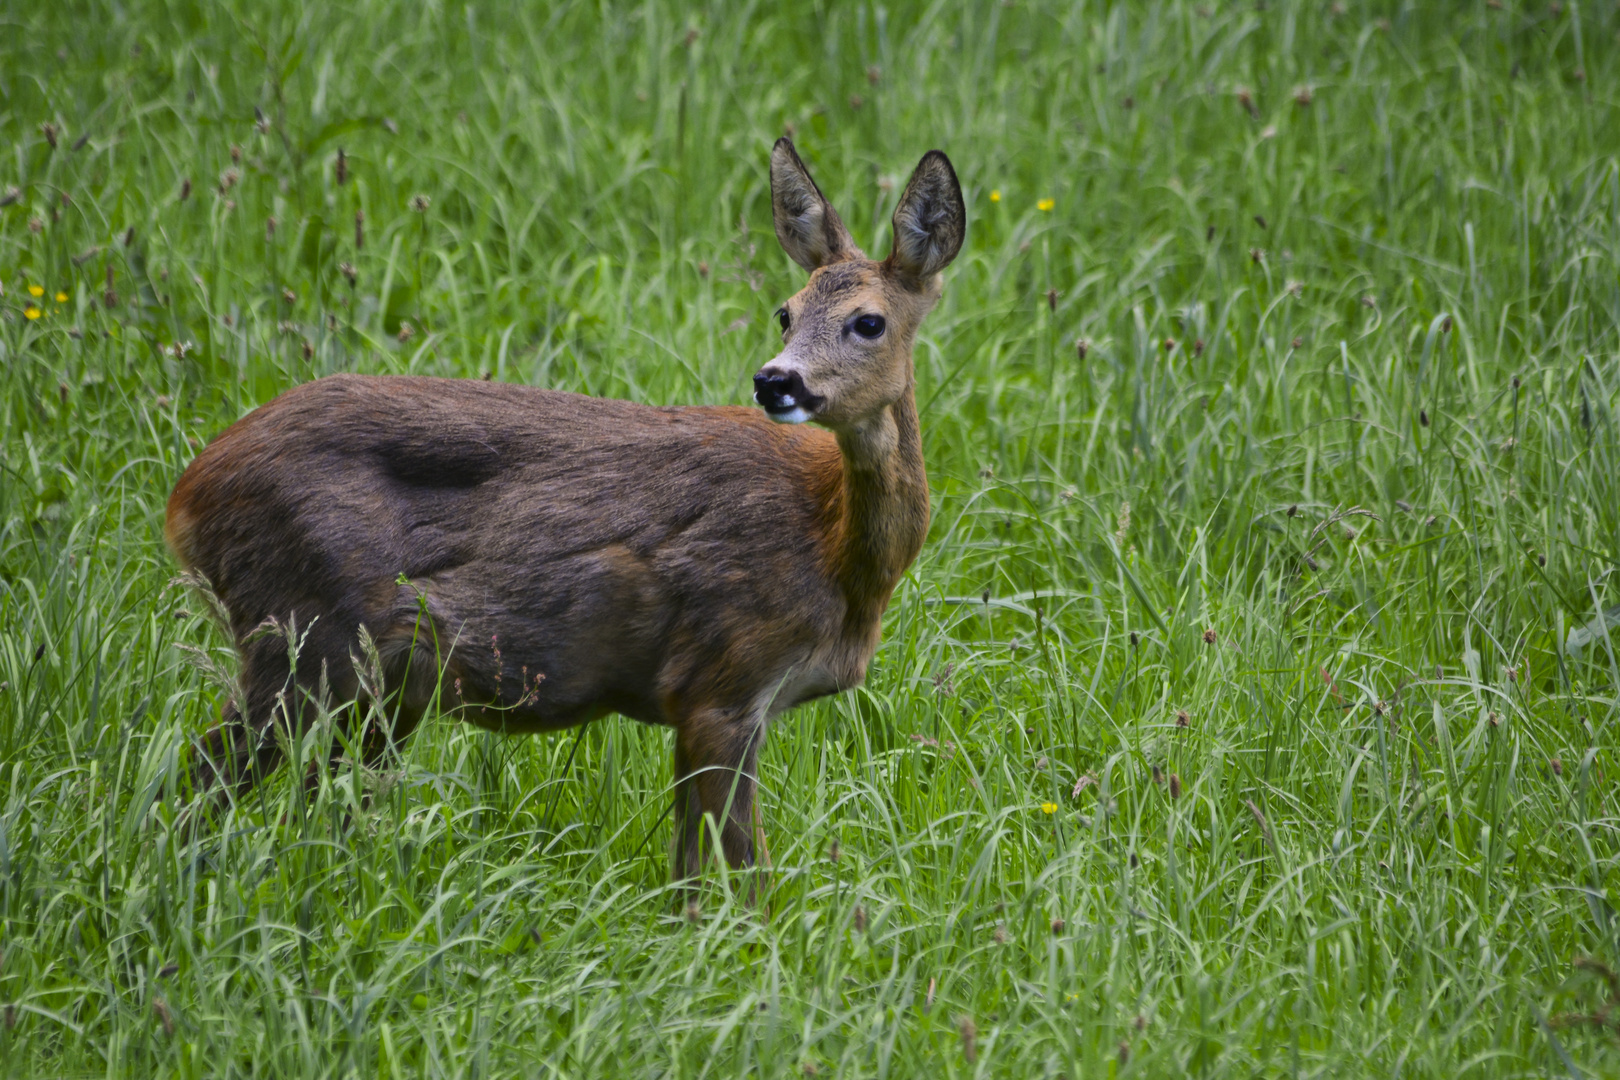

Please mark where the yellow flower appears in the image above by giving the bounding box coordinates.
[54,291,67,303]
[24,306,42,320]
[990,189,1001,203]
[1037,198,1055,212]
[1040,801,1057,814]
[28,284,44,298]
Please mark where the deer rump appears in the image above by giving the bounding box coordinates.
[167,372,850,751]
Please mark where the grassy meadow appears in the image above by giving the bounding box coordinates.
[3,0,1620,1075]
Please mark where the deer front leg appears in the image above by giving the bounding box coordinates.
[671,708,765,898]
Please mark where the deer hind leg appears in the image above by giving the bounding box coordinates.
[348,609,451,769]
[192,631,302,800]
[296,612,441,797]
[193,619,358,803]
[671,709,766,900]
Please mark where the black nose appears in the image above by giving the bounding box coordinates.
[753,369,805,413]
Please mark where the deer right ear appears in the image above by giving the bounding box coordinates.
[770,138,862,272]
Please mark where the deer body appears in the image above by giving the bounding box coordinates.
[167,139,964,884]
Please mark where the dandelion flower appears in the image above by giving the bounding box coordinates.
[990,189,1001,203]
[25,306,42,320]
[1040,801,1057,814]
[54,291,67,303]
[28,284,44,298]
[1037,198,1055,211]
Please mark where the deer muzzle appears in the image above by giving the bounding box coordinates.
[752,367,822,424]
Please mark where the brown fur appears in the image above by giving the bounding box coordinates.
[165,139,965,891]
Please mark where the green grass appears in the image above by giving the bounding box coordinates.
[3,0,1620,1075]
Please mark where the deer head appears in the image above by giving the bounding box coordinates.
[753,140,965,433]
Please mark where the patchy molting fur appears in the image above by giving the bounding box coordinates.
[165,138,964,893]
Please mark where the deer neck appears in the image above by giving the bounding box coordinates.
[828,377,930,625]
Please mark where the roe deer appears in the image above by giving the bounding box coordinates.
[165,138,965,889]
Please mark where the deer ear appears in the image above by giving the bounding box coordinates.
[771,138,862,272]
[886,150,966,283]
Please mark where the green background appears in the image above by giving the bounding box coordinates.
[1,1,1618,1075]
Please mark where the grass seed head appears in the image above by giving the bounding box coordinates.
[853,905,866,932]
[1169,773,1182,799]
[958,1016,977,1062]
[40,122,59,148]
[1551,756,1562,776]
[355,209,365,248]
[1176,709,1190,727]
[152,997,174,1036]
[684,901,701,923]
[340,262,357,285]
[335,148,348,185]
[411,193,431,213]
[1050,918,1064,934]
[1202,628,1217,645]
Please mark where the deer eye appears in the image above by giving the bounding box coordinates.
[776,308,791,333]
[852,313,886,339]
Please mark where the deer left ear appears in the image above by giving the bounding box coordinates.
[886,150,966,284]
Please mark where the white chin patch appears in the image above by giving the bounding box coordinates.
[768,406,813,424]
